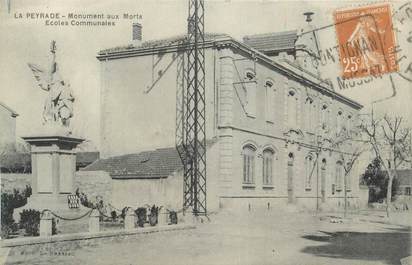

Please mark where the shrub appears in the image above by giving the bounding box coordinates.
[22,185,32,199]
[75,188,93,208]
[135,207,147,227]
[362,158,400,202]
[148,205,160,226]
[120,207,128,219]
[75,189,106,213]
[1,186,32,238]
[1,224,12,239]
[1,193,18,238]
[111,211,117,221]
[52,218,58,235]
[19,209,57,236]
[169,211,178,225]
[1,193,16,236]
[20,209,40,236]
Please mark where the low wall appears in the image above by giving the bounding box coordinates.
[111,171,183,210]
[358,185,370,208]
[74,171,112,204]
[219,195,362,213]
[219,196,289,212]
[1,173,31,193]
[1,172,112,204]
[3,224,195,258]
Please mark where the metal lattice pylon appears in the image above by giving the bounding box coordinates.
[176,51,192,208]
[176,0,207,216]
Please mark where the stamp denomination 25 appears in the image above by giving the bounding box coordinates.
[334,3,398,79]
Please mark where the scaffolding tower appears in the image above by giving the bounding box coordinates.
[176,0,207,216]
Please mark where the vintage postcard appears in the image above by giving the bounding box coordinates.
[0,0,411,264]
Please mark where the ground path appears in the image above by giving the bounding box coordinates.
[4,210,411,265]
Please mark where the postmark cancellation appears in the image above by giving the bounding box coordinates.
[334,3,398,79]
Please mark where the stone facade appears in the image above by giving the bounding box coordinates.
[97,35,364,211]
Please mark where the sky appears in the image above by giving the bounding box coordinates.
[0,0,411,150]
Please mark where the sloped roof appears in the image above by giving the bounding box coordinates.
[99,33,229,54]
[76,152,100,165]
[96,33,362,110]
[82,147,182,179]
[0,101,18,117]
[243,30,298,54]
[98,31,297,55]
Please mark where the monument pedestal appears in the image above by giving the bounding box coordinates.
[14,134,87,221]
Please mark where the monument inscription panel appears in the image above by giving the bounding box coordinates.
[37,153,53,193]
[59,154,74,193]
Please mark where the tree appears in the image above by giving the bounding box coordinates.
[361,158,399,202]
[311,121,365,216]
[360,114,411,217]
[331,128,366,217]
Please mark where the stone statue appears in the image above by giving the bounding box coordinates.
[28,41,74,128]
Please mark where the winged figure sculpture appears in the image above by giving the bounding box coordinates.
[27,41,74,127]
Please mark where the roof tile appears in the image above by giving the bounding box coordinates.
[243,30,298,53]
[82,147,182,179]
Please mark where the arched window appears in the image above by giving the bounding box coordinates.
[244,71,256,117]
[265,80,274,87]
[265,80,275,122]
[242,145,256,184]
[288,152,294,164]
[321,104,329,130]
[337,110,343,133]
[305,154,315,189]
[346,113,353,132]
[335,161,343,191]
[262,149,274,185]
[305,98,314,132]
[287,89,298,128]
[345,162,352,191]
[321,158,327,169]
[246,71,255,80]
[321,159,327,200]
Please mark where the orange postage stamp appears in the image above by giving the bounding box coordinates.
[334,3,398,79]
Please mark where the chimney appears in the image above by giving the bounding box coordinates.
[303,12,314,24]
[295,11,320,75]
[132,23,142,45]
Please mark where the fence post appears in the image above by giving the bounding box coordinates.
[158,208,168,226]
[89,209,100,233]
[40,210,52,237]
[124,208,135,230]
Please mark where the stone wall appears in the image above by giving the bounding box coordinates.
[358,185,370,208]
[111,171,182,210]
[1,173,31,193]
[1,172,112,205]
[74,171,112,204]
[4,224,195,260]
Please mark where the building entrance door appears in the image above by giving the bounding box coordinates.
[321,159,326,203]
[321,168,326,203]
[287,153,294,203]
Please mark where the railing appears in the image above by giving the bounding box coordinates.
[39,204,181,237]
